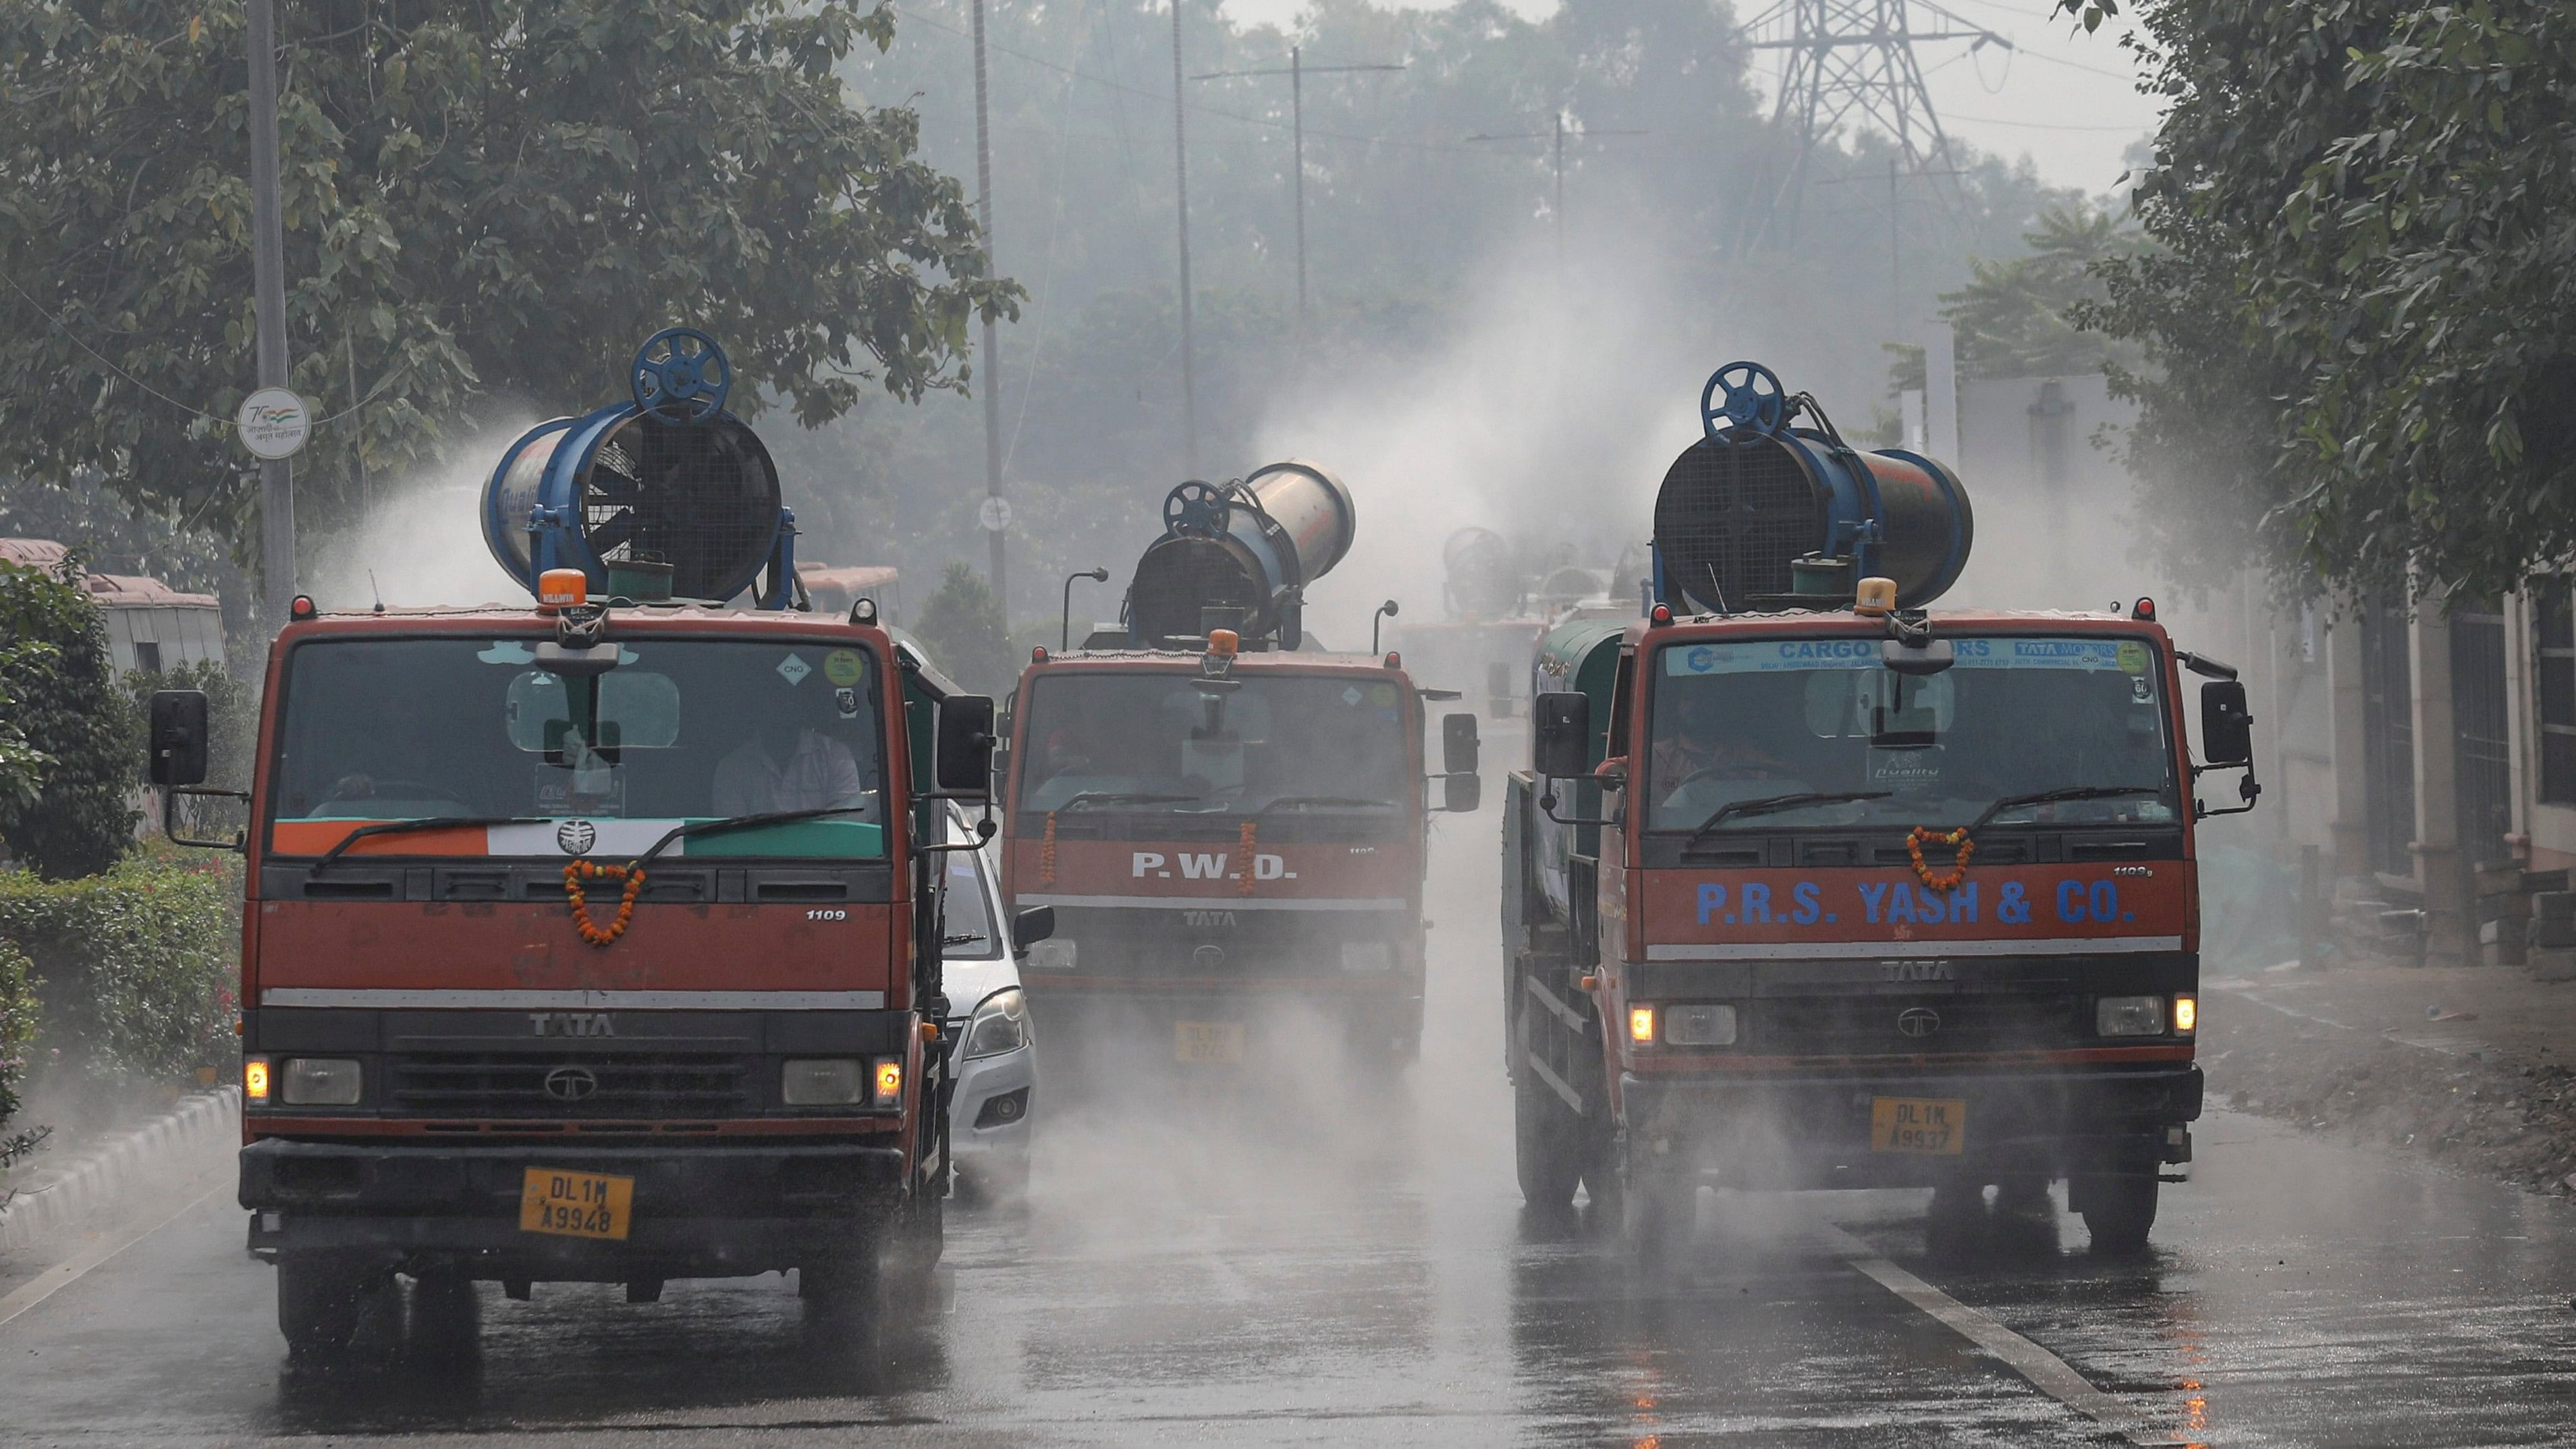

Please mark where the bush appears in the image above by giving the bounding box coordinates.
[0,852,238,1084]
[0,939,41,1172]
[0,556,142,878]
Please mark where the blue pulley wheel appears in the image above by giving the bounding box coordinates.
[1162,480,1230,537]
[632,327,732,425]
[1701,360,1787,441]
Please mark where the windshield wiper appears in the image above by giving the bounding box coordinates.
[310,816,551,872]
[1969,784,2162,833]
[1056,791,1201,811]
[1259,794,1395,812]
[636,805,875,869]
[1678,791,1892,854]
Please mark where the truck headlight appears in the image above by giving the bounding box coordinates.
[2173,994,2197,1034]
[2095,995,2167,1037]
[873,1058,904,1108]
[1662,1004,1738,1046]
[244,1057,271,1102]
[1339,941,1394,973]
[1025,939,1078,972]
[962,988,1030,1059]
[281,1058,362,1105]
[1629,1006,1656,1043]
[782,1058,866,1105]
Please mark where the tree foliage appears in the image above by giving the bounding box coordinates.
[2062,0,2576,600]
[912,560,1012,695]
[0,558,141,879]
[1888,206,2145,392]
[0,0,1018,559]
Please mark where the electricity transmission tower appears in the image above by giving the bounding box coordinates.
[1732,0,2008,247]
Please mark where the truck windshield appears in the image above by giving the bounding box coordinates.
[1017,670,1408,817]
[1644,634,2181,834]
[267,636,886,858]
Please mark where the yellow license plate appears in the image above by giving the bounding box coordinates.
[519,1168,634,1240]
[1174,1020,1246,1065]
[1869,1097,1966,1155]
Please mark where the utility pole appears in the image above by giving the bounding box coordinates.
[1190,49,1405,316]
[247,0,297,622]
[1466,114,1646,277]
[1889,156,1900,338]
[1170,0,1198,476]
[972,0,1008,613]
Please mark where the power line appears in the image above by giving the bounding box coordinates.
[1190,51,1405,314]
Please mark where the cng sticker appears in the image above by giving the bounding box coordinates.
[2116,640,2148,674]
[777,653,813,686]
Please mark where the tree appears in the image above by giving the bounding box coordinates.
[0,0,1019,562]
[0,556,142,879]
[2054,0,2576,600]
[912,562,1012,695]
[1889,206,2146,391]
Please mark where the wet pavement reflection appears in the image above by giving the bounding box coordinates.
[4,821,2576,1444]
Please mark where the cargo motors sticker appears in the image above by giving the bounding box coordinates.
[1132,850,1298,881]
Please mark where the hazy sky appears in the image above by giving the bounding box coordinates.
[1215,0,2161,196]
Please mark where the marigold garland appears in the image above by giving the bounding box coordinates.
[1905,826,1974,893]
[1038,811,1059,887]
[564,858,647,947]
[1237,819,1258,896]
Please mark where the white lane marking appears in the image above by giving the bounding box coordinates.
[0,1170,230,1332]
[1819,1224,2189,1447]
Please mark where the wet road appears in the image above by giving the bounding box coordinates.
[6,821,2576,1445]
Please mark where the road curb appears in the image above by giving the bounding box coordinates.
[0,1088,239,1252]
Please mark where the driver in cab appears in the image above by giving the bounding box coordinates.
[713,672,875,818]
[1650,684,1799,806]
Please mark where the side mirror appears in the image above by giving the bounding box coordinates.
[1442,712,1479,775]
[935,694,998,794]
[148,690,210,787]
[1444,771,1483,813]
[1533,692,1592,780]
[2201,679,2253,765]
[1011,904,1056,950]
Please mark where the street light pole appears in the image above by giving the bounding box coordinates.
[246,0,297,622]
[1190,53,1402,319]
[972,0,1008,616]
[1170,0,1199,476]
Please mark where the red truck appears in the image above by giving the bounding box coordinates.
[1504,363,2259,1251]
[999,466,1479,1073]
[146,332,1021,1352]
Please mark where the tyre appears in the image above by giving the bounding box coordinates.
[276,1255,381,1358]
[1513,1070,1583,1209]
[405,1273,480,1362]
[2075,1173,2158,1255]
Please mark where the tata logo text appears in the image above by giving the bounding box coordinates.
[1132,851,1299,882]
[530,1012,615,1037]
[1180,910,1238,929]
[1882,960,1954,982]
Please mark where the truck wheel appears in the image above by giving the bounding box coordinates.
[276,1255,381,1358]
[406,1273,480,1362]
[2075,1174,2158,1255]
[1513,1071,1582,1209]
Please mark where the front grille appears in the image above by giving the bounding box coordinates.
[1749,995,2085,1054]
[1651,436,1826,612]
[389,1050,754,1118]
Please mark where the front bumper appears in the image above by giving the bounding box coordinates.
[948,1044,1035,1176]
[240,1137,908,1281]
[1619,1063,2201,1188]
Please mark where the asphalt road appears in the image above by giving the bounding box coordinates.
[5,817,2576,1446]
